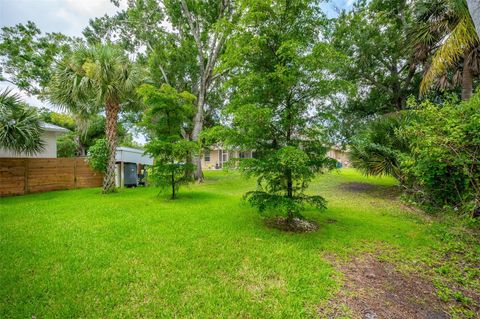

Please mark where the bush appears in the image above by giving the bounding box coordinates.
[401,97,480,215]
[350,112,412,183]
[87,138,109,173]
[350,96,480,216]
[57,133,77,157]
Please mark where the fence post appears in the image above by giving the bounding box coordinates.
[73,158,77,189]
[24,158,29,195]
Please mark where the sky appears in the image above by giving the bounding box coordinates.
[0,0,354,142]
[0,0,354,107]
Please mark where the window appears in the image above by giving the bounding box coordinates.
[204,150,211,162]
[222,150,228,162]
[239,151,251,158]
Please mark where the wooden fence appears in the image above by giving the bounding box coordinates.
[0,157,104,197]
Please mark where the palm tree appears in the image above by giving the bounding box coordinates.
[49,44,140,193]
[350,112,414,185]
[0,89,44,155]
[414,0,479,100]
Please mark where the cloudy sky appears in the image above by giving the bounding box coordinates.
[0,0,354,109]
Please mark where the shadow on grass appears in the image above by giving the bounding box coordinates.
[339,182,401,200]
[153,190,223,202]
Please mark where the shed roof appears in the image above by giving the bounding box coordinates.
[40,122,69,133]
[116,146,153,165]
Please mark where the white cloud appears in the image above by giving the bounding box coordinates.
[0,0,125,36]
[64,0,120,18]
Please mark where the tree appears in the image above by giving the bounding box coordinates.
[138,84,197,199]
[0,89,44,154]
[83,1,234,181]
[0,21,74,97]
[56,133,78,157]
[220,0,342,224]
[39,109,130,156]
[330,0,422,142]
[49,44,140,193]
[414,0,479,100]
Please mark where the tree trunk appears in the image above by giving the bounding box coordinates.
[286,169,294,222]
[462,60,474,101]
[103,99,119,193]
[171,172,176,199]
[467,0,480,40]
[191,85,206,182]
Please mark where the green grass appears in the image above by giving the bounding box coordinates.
[0,169,477,318]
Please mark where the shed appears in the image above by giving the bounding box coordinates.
[115,147,153,187]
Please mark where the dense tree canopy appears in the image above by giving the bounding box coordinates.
[0,21,75,97]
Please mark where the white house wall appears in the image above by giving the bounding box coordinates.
[0,131,58,158]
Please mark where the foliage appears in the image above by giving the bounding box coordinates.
[0,21,74,97]
[87,138,109,174]
[413,0,479,99]
[138,84,197,199]
[0,89,44,155]
[49,44,141,193]
[146,140,197,199]
[84,0,235,180]
[400,96,480,215]
[350,112,413,182]
[56,133,77,158]
[351,93,480,216]
[39,108,129,156]
[330,0,421,139]
[38,108,76,131]
[220,0,343,221]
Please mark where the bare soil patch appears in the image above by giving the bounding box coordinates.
[265,217,319,233]
[320,253,450,319]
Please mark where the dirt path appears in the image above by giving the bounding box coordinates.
[320,253,450,319]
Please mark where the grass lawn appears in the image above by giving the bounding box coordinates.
[0,169,478,318]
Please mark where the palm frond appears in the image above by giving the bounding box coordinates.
[0,89,45,155]
[420,15,478,95]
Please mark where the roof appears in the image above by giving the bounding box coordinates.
[116,146,153,165]
[40,122,69,133]
[116,146,146,154]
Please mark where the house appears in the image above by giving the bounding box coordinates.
[327,147,351,168]
[115,146,154,187]
[201,146,254,170]
[0,122,69,158]
[201,146,350,170]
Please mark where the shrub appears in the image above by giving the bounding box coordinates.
[87,138,109,173]
[57,133,77,157]
[401,97,480,216]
